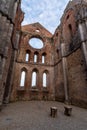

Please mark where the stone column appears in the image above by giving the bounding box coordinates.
[4,50,17,104]
[0,22,13,105]
[3,24,14,104]
[78,22,87,65]
[0,16,12,107]
[6,32,20,103]
[0,16,8,106]
[61,43,69,103]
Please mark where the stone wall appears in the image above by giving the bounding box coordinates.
[0,0,23,107]
[67,49,87,108]
[53,0,87,108]
[54,62,65,102]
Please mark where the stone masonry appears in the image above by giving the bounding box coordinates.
[0,0,24,108]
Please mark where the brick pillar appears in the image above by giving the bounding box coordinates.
[61,43,69,103]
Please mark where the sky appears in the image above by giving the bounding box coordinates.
[21,0,70,34]
[29,38,44,49]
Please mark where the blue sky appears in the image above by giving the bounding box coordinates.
[21,0,70,34]
[29,38,44,49]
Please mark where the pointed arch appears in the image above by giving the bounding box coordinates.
[43,72,47,87]
[34,52,39,63]
[42,53,46,64]
[31,69,38,87]
[25,50,30,62]
[42,70,48,88]
[20,68,27,87]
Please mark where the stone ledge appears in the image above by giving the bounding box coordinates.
[30,88,39,92]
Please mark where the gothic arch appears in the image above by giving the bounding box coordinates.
[31,68,39,87]
[34,51,39,63]
[20,67,27,87]
[25,50,31,62]
[42,52,46,63]
[42,70,49,88]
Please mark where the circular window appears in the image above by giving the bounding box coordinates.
[29,38,44,49]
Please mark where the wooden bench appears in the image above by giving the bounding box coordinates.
[64,105,72,116]
[50,107,57,117]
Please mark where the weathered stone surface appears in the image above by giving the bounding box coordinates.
[53,0,87,108]
[0,0,23,105]
[0,0,18,22]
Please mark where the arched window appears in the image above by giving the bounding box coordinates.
[20,71,26,87]
[34,54,37,63]
[42,55,45,63]
[43,72,47,87]
[25,53,29,62]
[34,52,39,63]
[32,71,37,87]
[42,53,46,63]
[25,50,30,62]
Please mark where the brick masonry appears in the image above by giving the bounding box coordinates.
[0,0,87,108]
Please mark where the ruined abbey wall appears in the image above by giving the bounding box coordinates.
[10,23,55,101]
[53,0,87,108]
[0,0,87,109]
[0,0,23,108]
